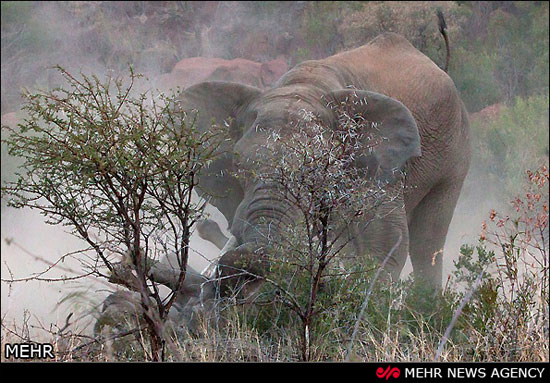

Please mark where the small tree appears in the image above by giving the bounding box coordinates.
[1,66,222,361]
[235,102,401,360]
[436,164,549,361]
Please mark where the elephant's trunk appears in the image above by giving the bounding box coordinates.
[239,181,295,249]
[204,180,296,297]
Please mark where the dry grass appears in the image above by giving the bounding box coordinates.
[2,278,547,362]
[2,166,548,362]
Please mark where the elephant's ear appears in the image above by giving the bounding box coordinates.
[178,81,261,141]
[177,81,262,224]
[324,89,421,183]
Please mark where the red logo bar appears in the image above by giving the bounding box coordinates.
[376,366,401,380]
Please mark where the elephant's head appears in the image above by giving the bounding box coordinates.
[176,78,420,303]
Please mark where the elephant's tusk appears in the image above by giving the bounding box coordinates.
[200,235,238,279]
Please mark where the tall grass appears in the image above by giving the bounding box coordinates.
[3,163,547,363]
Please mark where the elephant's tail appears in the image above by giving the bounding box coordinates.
[437,9,450,73]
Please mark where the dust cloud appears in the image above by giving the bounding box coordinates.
[1,1,239,334]
[1,2,533,334]
[1,201,228,335]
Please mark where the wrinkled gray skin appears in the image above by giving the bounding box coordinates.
[185,32,470,298]
[99,32,470,331]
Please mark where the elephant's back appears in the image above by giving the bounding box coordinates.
[326,33,456,107]
[326,33,470,211]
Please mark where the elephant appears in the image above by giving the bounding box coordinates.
[155,56,288,92]
[197,218,230,250]
[99,27,471,331]
[178,29,470,296]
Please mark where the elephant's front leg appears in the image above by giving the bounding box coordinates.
[356,192,410,282]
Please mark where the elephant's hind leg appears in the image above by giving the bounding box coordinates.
[407,180,464,288]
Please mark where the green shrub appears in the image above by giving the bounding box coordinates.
[456,165,549,360]
[451,46,502,112]
[299,2,342,58]
[471,94,549,197]
[451,2,549,109]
